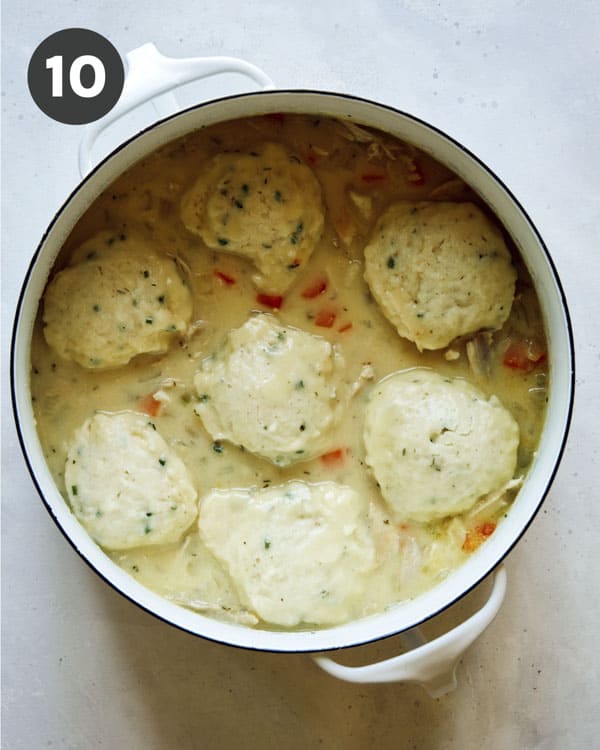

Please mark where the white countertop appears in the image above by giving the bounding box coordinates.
[2,2,599,747]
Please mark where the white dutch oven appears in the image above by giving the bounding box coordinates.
[11,45,574,698]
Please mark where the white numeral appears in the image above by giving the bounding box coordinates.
[45,55,63,97]
[45,54,106,98]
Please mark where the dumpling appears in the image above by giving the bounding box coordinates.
[363,369,519,522]
[194,314,345,466]
[180,142,324,293]
[363,201,516,350]
[65,411,197,549]
[43,231,193,369]
[198,481,378,627]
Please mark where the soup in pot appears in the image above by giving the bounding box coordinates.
[30,114,548,630]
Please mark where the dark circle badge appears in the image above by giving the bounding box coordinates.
[28,28,124,125]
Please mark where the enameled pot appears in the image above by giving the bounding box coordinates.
[11,44,574,696]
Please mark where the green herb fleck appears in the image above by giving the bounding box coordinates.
[145,512,153,517]
[402,448,407,456]
[274,190,282,202]
[212,441,224,453]
[92,304,101,312]
[295,380,305,389]
[157,294,165,304]
[290,222,304,245]
[241,184,249,193]
[144,525,151,535]
[145,317,154,324]
[199,394,210,403]
[217,237,229,246]
[95,511,103,518]
[143,270,150,278]
[158,458,166,466]
[264,539,272,550]
[387,256,396,269]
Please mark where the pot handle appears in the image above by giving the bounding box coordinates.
[312,566,507,698]
[78,42,274,177]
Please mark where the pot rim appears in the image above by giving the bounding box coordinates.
[10,88,575,653]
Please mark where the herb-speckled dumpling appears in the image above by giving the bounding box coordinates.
[43,231,192,369]
[198,481,378,627]
[194,314,345,466]
[65,412,198,550]
[364,369,519,522]
[180,142,324,294]
[364,201,516,350]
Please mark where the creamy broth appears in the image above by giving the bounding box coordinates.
[30,114,548,629]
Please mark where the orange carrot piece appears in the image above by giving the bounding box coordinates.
[214,270,236,285]
[301,277,328,299]
[315,307,337,328]
[503,339,546,372]
[320,448,346,466]
[256,293,284,309]
[137,393,161,417]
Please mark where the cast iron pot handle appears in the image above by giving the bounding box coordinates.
[78,43,274,177]
[313,566,507,698]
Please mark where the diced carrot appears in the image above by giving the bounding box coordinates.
[478,521,497,537]
[338,322,353,333]
[360,171,389,184]
[137,392,161,417]
[301,276,328,299]
[503,339,546,372]
[320,448,346,466]
[315,307,337,328]
[214,270,236,285]
[256,293,284,309]
[462,521,497,552]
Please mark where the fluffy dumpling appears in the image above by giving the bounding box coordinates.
[364,369,519,522]
[180,142,324,293]
[194,314,345,466]
[43,231,193,370]
[198,481,378,627]
[65,412,197,550]
[364,201,516,350]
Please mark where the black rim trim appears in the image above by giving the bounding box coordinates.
[10,88,576,654]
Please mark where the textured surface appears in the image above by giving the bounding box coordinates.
[364,201,516,349]
[194,314,344,465]
[364,369,519,521]
[181,142,324,293]
[43,231,193,369]
[2,1,599,748]
[199,481,377,626]
[66,412,198,549]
